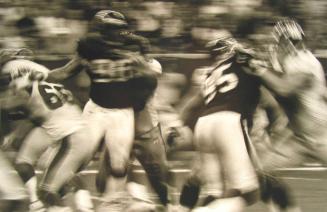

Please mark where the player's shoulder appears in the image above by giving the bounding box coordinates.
[78,32,103,43]
[286,50,324,76]
[304,51,325,83]
[77,33,104,50]
[77,33,109,60]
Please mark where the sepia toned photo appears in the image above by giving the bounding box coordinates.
[0,0,326,211]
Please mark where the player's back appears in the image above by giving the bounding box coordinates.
[200,56,260,121]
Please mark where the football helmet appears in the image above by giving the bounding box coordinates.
[272,19,304,43]
[206,37,255,64]
[271,19,306,67]
[206,37,239,59]
[93,10,127,28]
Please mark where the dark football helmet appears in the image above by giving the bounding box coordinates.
[206,37,255,64]
[206,37,239,58]
[93,10,128,28]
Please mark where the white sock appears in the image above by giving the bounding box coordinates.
[127,182,152,203]
[75,189,94,210]
[207,196,246,212]
[25,176,40,203]
[103,176,128,199]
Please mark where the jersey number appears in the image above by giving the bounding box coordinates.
[203,63,239,104]
[90,59,134,82]
[38,83,73,110]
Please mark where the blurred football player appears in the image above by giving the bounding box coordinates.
[177,37,260,212]
[94,58,173,211]
[156,72,194,152]
[48,10,162,211]
[0,49,97,212]
[131,58,172,210]
[244,19,327,212]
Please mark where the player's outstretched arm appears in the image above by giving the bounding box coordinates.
[259,69,311,97]
[47,55,85,82]
[244,59,311,97]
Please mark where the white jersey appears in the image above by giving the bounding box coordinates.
[1,59,85,140]
[283,51,327,143]
[27,81,85,140]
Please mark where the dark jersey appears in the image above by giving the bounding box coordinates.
[77,33,157,109]
[200,57,260,120]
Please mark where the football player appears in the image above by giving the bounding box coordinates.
[0,49,97,211]
[244,19,327,212]
[94,58,173,211]
[129,58,172,210]
[177,37,260,212]
[47,10,163,211]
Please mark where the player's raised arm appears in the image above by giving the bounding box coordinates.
[243,58,312,97]
[1,58,49,90]
[47,55,86,82]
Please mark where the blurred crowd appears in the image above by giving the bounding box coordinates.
[0,0,326,56]
[1,1,327,211]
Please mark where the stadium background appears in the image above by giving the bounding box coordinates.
[1,0,327,211]
[1,0,327,101]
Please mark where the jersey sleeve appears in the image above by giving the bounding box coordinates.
[2,59,49,80]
